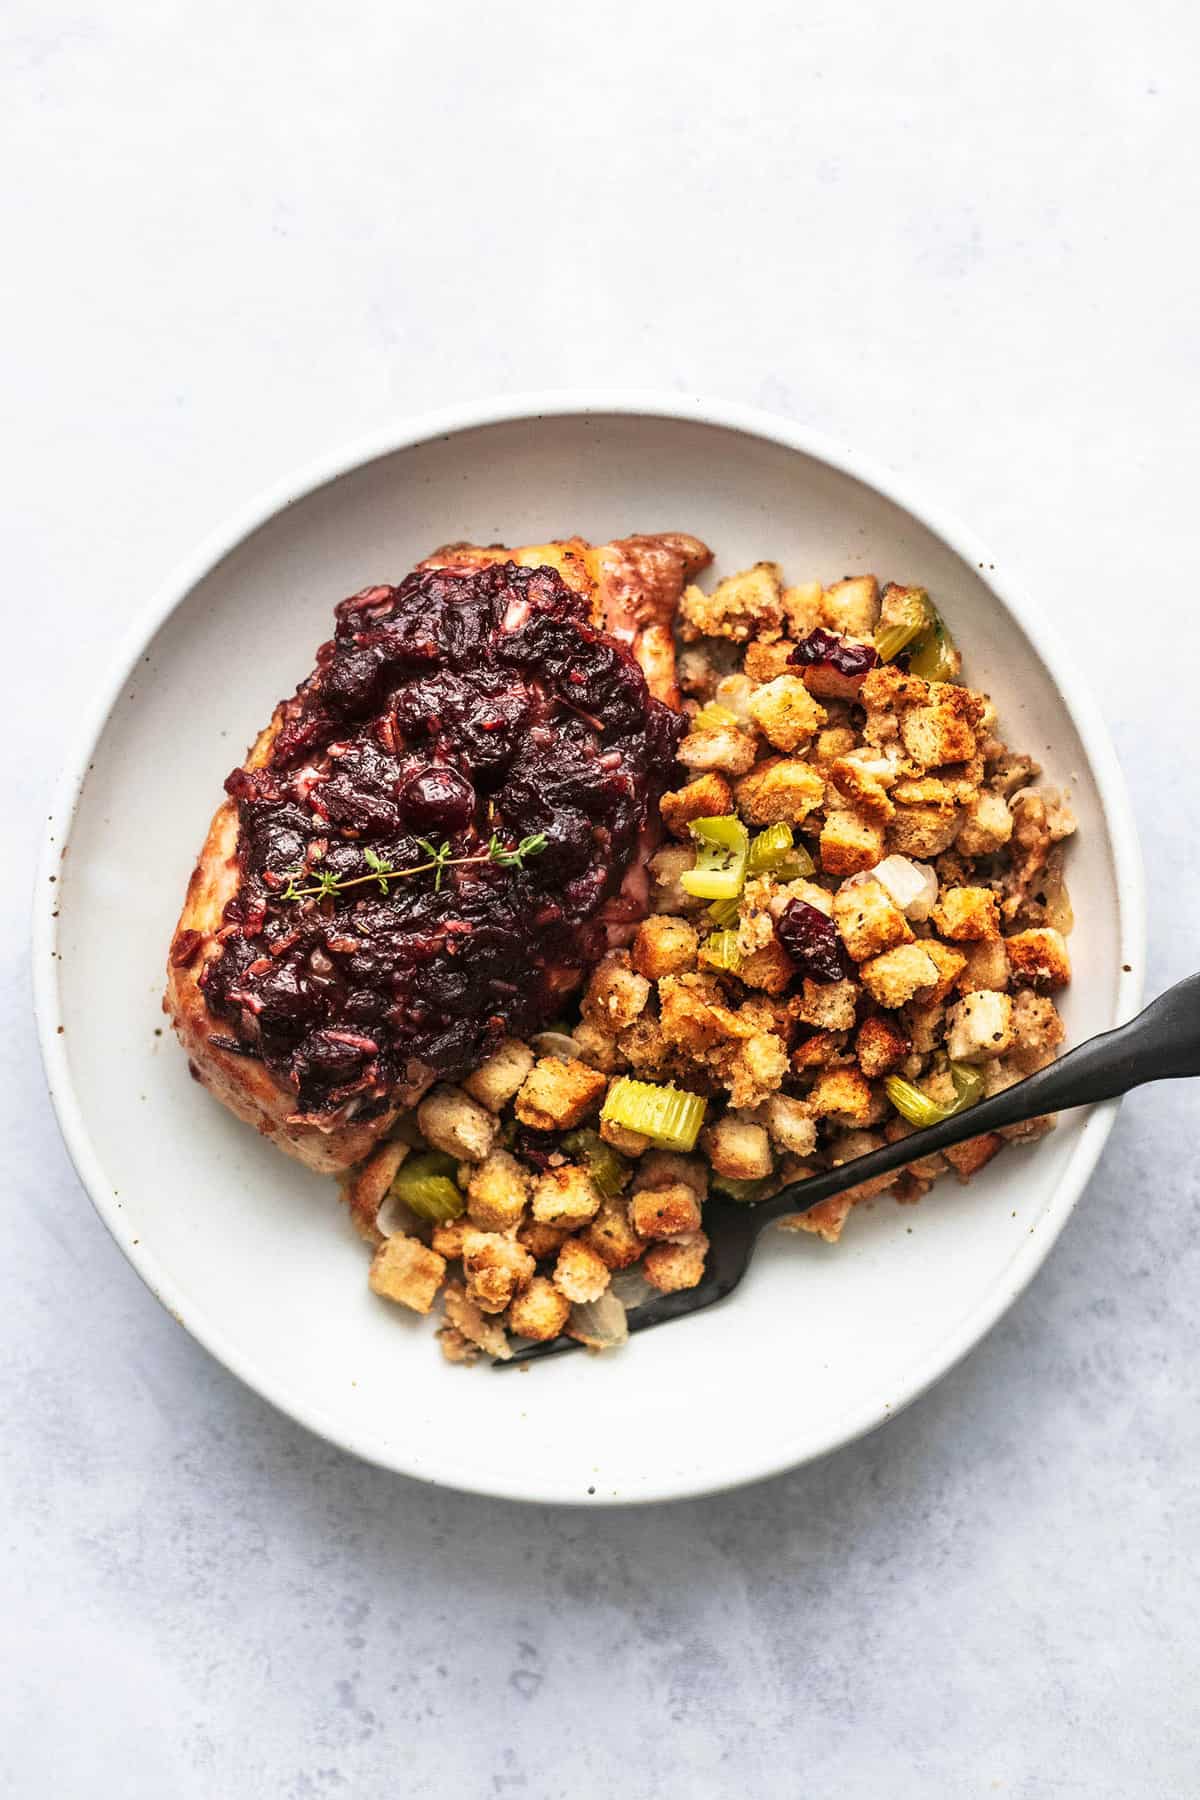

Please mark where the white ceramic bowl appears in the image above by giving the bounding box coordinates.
[34,394,1144,1505]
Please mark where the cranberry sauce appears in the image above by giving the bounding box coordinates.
[201,562,685,1117]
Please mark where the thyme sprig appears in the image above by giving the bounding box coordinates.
[278,831,548,902]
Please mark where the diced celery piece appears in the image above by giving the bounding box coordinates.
[875,588,935,663]
[707,896,742,928]
[775,845,816,879]
[390,1151,465,1222]
[950,1062,985,1110]
[560,1128,629,1197]
[711,1172,772,1204]
[907,617,959,682]
[884,1075,956,1129]
[601,1077,707,1153]
[699,930,743,973]
[681,816,749,900]
[746,821,794,875]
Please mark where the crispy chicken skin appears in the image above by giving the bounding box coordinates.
[165,533,711,1174]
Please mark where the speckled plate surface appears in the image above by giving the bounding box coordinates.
[33,394,1144,1504]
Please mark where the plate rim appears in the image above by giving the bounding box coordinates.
[32,389,1147,1504]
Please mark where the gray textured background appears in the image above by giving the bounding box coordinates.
[6,2,1198,1793]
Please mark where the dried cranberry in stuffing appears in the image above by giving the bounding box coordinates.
[777,899,853,984]
[789,628,878,679]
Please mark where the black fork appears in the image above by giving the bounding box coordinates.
[497,972,1200,1367]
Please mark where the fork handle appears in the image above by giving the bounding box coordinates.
[758,972,1200,1223]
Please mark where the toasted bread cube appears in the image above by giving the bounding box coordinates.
[463,1038,535,1113]
[582,1197,647,1270]
[827,1127,893,1200]
[956,790,1013,857]
[743,639,797,683]
[648,843,706,914]
[1005,928,1071,990]
[855,1014,910,1078]
[921,940,968,1005]
[860,943,940,1008]
[726,1032,790,1109]
[437,1325,481,1364]
[507,1275,571,1342]
[530,1163,603,1227]
[702,1115,773,1180]
[795,977,860,1032]
[812,725,860,767]
[791,1029,849,1069]
[747,675,827,752]
[886,804,961,859]
[442,1279,510,1358]
[642,1232,709,1292]
[946,989,1014,1062]
[780,1192,856,1243]
[932,885,1001,942]
[900,694,980,768]
[828,756,895,825]
[739,936,797,995]
[431,1214,475,1260]
[517,1217,570,1261]
[807,1065,875,1126]
[821,575,880,638]
[957,937,1010,993]
[1010,990,1066,1071]
[368,1234,447,1315]
[635,1150,709,1199]
[599,1117,652,1156]
[632,914,699,981]
[820,811,886,878]
[466,1149,530,1232]
[735,757,826,825]
[762,1093,817,1156]
[781,580,824,636]
[833,877,913,961]
[339,1139,408,1246]
[679,563,784,643]
[417,1084,498,1164]
[943,1134,1005,1181]
[581,951,651,1032]
[801,645,878,702]
[677,722,759,776]
[659,773,734,838]
[552,1238,611,1304]
[630,1181,704,1241]
[515,1056,609,1131]
[571,1018,628,1075]
[462,1230,536,1314]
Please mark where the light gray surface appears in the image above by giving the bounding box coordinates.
[4,2,1197,1793]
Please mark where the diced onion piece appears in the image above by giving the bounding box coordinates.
[871,854,938,921]
[950,1062,985,1110]
[601,1077,707,1152]
[875,588,935,662]
[746,822,795,876]
[907,617,959,682]
[531,1029,583,1060]
[712,1171,773,1204]
[775,845,816,880]
[567,1291,629,1350]
[560,1128,629,1197]
[609,1267,655,1311]
[713,673,756,721]
[884,1075,956,1129]
[390,1152,465,1222]
[681,816,749,899]
[699,930,744,973]
[707,896,742,928]
[693,702,741,730]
